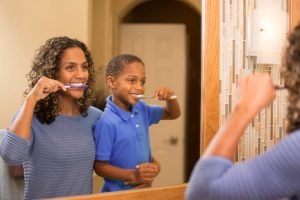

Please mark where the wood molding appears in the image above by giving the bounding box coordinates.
[203,0,220,149]
[47,184,187,200]
[290,0,300,30]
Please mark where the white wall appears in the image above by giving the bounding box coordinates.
[0,0,91,128]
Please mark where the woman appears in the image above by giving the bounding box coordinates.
[185,24,300,199]
[0,36,102,200]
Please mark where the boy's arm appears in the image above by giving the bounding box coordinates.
[161,99,181,120]
[94,161,136,181]
[94,161,159,183]
[124,157,160,188]
[153,86,181,120]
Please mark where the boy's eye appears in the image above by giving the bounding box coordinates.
[82,65,89,71]
[128,79,136,84]
[141,80,146,86]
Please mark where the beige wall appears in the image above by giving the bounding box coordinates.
[0,0,92,128]
[91,0,200,67]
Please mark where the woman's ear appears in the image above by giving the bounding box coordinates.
[106,76,116,89]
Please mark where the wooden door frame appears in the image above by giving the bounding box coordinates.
[290,0,300,30]
[202,0,300,151]
[201,0,220,151]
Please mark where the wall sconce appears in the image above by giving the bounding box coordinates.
[247,0,288,65]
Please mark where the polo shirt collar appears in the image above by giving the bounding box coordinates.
[105,96,139,122]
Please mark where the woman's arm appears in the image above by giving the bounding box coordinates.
[186,74,278,200]
[202,73,276,161]
[0,77,65,164]
[9,96,37,140]
[9,77,65,140]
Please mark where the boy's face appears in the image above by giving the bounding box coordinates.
[107,61,146,111]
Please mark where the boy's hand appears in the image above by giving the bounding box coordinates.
[125,163,159,187]
[133,182,152,189]
[154,86,175,101]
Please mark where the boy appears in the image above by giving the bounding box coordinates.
[93,54,181,192]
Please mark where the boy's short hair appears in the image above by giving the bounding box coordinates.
[106,54,144,77]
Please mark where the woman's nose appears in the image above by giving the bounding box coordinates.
[75,67,88,78]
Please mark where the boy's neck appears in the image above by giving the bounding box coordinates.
[111,96,132,112]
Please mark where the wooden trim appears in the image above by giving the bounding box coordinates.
[47,184,187,200]
[203,0,220,149]
[290,0,300,30]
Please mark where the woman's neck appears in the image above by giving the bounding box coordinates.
[59,96,80,116]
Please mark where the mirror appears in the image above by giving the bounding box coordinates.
[0,0,201,198]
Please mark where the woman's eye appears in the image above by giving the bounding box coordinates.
[66,65,74,71]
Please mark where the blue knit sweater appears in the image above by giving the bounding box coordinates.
[0,106,102,200]
[185,130,300,200]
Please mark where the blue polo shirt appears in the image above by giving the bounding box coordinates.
[93,96,164,192]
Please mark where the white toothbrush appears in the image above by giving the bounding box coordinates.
[135,95,177,99]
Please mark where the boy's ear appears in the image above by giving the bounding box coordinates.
[106,76,116,88]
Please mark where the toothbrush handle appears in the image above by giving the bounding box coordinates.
[138,95,177,99]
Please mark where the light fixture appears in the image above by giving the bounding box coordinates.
[247,0,288,65]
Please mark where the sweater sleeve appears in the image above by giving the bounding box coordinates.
[185,132,300,200]
[0,129,31,165]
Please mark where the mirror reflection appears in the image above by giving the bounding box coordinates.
[0,0,200,199]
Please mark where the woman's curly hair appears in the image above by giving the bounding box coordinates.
[24,36,95,124]
[281,23,300,132]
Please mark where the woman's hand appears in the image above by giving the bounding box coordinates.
[238,73,276,121]
[27,76,66,102]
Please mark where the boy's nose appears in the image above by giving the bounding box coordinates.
[137,83,145,89]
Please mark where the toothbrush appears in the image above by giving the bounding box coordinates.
[64,83,88,89]
[135,95,177,99]
[274,84,285,90]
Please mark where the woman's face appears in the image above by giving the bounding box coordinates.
[57,47,89,99]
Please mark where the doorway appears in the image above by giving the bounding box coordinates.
[120,0,201,182]
[120,24,186,187]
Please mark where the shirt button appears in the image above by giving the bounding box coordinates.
[136,124,139,128]
[131,114,134,118]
